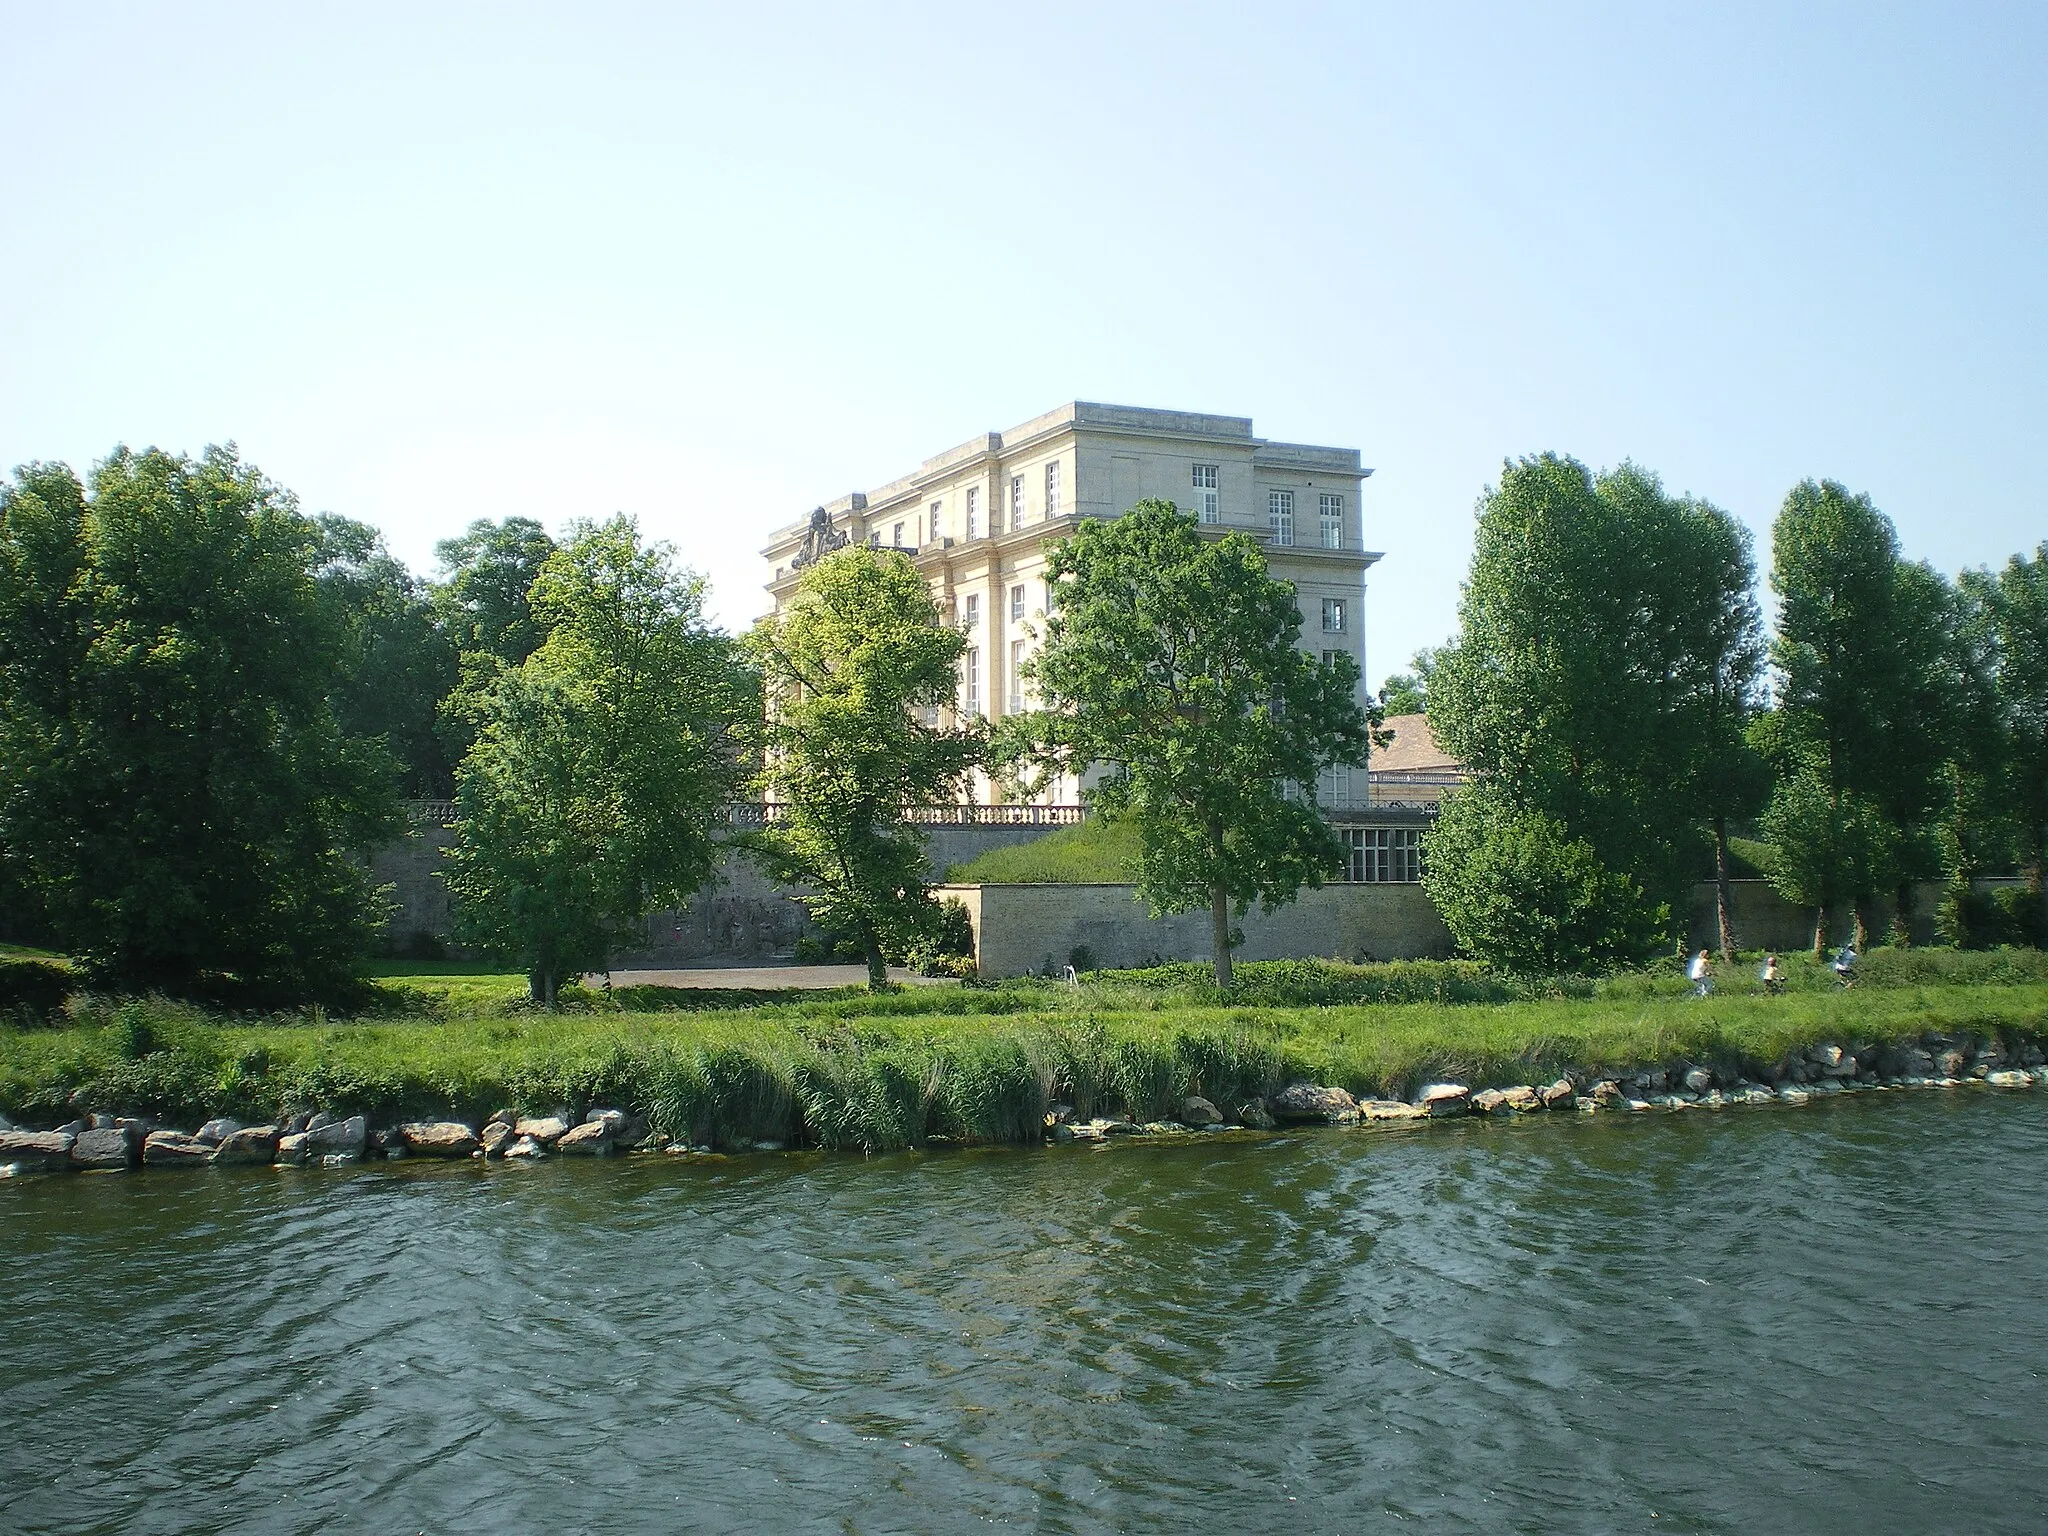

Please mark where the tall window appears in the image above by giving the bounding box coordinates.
[1045,461,1061,518]
[1322,597,1347,633]
[1342,827,1422,882]
[1010,475,1024,529]
[1008,638,1026,713]
[963,593,980,628]
[1192,463,1220,524]
[963,647,981,716]
[929,502,942,542]
[966,486,980,539]
[1269,490,1294,545]
[1319,493,1343,549]
[891,521,904,547]
[1009,584,1025,621]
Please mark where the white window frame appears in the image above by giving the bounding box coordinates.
[963,593,980,629]
[1045,461,1061,518]
[1322,597,1347,633]
[1341,826,1422,883]
[1010,475,1024,529]
[963,646,981,716]
[1193,463,1220,524]
[1269,490,1294,545]
[1319,493,1343,549]
[929,501,942,543]
[1008,638,1026,714]
[1009,584,1025,621]
[966,486,979,540]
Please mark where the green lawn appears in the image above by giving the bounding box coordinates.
[5,952,2045,1151]
[945,816,1141,883]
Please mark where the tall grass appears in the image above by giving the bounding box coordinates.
[6,955,2047,1152]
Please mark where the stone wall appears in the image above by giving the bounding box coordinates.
[369,818,1077,964]
[944,882,1456,976]
[950,876,2039,977]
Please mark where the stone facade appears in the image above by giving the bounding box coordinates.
[761,402,1382,806]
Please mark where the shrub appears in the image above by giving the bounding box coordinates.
[1422,786,1670,972]
[0,960,71,1024]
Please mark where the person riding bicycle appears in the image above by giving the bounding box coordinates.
[1831,944,1858,988]
[1760,954,1784,995]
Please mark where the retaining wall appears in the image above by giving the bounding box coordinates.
[942,882,1457,976]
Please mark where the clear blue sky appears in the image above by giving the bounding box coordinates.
[3,3,2042,685]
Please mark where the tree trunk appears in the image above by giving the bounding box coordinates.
[1811,904,1828,961]
[1852,905,1870,951]
[1892,879,1916,947]
[1210,880,1234,992]
[1712,815,1736,962]
[864,933,888,992]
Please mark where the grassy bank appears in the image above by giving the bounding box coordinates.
[5,954,2047,1153]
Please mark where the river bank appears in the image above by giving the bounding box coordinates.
[5,963,2047,1169]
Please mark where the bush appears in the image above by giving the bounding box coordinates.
[1422,787,1670,972]
[0,960,71,1024]
[1938,884,2048,950]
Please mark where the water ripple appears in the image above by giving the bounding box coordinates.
[3,1093,2046,1533]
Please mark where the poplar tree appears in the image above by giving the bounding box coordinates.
[1763,480,1952,948]
[1425,456,1763,965]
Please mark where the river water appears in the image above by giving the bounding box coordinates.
[3,1090,2045,1534]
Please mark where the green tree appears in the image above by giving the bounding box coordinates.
[0,447,396,999]
[1377,659,1429,717]
[311,515,461,798]
[1765,480,1953,946]
[998,499,1373,988]
[749,545,984,989]
[1421,784,1667,972]
[1426,457,1764,962]
[444,516,754,1004]
[1967,544,2048,932]
[433,516,558,665]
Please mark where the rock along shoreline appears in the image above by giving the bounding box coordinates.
[3,1028,2044,1177]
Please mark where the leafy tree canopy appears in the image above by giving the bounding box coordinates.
[311,514,460,798]
[1426,455,1764,950]
[749,545,984,988]
[444,516,754,1004]
[433,516,557,666]
[1764,479,1956,938]
[998,499,1373,987]
[0,447,397,999]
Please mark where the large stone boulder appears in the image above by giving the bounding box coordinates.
[1235,1099,1277,1130]
[1539,1078,1576,1109]
[554,1121,615,1155]
[1270,1083,1358,1122]
[213,1126,280,1165]
[1178,1096,1224,1128]
[274,1132,310,1165]
[70,1126,140,1168]
[302,1116,367,1158]
[0,1129,76,1172]
[514,1115,571,1148]
[142,1131,213,1166]
[399,1122,481,1158]
[480,1122,515,1158]
[195,1118,244,1146]
[1418,1083,1471,1117]
[1500,1084,1542,1112]
[1360,1099,1426,1121]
